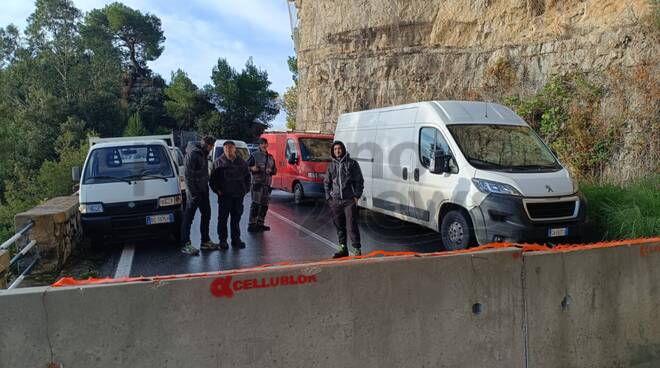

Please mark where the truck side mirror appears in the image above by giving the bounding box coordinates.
[72,167,81,182]
[287,153,298,165]
[430,151,450,174]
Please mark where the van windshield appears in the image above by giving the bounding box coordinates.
[300,138,333,161]
[446,124,561,172]
[83,145,174,184]
[214,147,250,161]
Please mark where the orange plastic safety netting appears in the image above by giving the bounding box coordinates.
[52,237,660,288]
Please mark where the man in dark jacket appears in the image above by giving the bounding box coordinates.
[324,141,364,258]
[247,138,277,232]
[181,136,217,255]
[209,141,251,249]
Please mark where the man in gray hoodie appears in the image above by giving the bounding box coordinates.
[324,141,364,258]
[181,136,218,255]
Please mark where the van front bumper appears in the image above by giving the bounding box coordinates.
[300,181,325,198]
[469,192,586,245]
[81,207,182,237]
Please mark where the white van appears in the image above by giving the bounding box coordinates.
[334,101,586,250]
[208,139,251,173]
[73,139,183,243]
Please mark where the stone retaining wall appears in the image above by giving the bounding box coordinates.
[14,196,81,275]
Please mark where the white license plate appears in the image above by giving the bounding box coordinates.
[146,214,174,225]
[548,227,569,237]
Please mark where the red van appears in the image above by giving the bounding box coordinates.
[260,132,334,204]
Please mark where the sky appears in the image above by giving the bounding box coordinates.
[0,0,297,130]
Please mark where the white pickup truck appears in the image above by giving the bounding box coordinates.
[73,135,184,243]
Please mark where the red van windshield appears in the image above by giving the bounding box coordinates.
[299,138,332,162]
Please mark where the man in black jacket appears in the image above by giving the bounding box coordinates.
[209,141,251,249]
[181,136,217,255]
[324,141,364,258]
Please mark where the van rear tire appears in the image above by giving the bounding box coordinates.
[440,210,472,251]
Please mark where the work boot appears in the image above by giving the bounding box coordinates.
[201,240,220,251]
[247,224,260,232]
[231,240,246,249]
[351,246,362,256]
[180,242,200,255]
[218,241,230,250]
[333,244,348,258]
[259,224,271,231]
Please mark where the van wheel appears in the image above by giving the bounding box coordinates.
[293,183,304,204]
[440,210,472,251]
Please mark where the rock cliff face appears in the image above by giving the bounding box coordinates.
[294,0,658,179]
[295,0,655,123]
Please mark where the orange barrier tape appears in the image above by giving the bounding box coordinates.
[52,237,660,288]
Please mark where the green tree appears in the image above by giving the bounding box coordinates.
[283,56,298,130]
[83,2,165,76]
[203,58,279,141]
[164,69,213,130]
[124,113,147,136]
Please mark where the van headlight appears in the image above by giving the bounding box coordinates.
[571,177,579,193]
[159,194,182,207]
[80,203,104,214]
[307,172,325,179]
[472,178,522,196]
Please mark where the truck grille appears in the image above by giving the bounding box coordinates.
[104,200,158,216]
[525,200,577,220]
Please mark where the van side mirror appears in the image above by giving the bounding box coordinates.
[72,167,81,182]
[287,153,298,165]
[430,151,450,174]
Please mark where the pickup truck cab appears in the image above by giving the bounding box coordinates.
[74,139,183,243]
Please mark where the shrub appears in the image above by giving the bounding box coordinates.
[582,175,660,240]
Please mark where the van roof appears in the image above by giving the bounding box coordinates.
[214,139,248,148]
[90,139,168,150]
[339,100,526,126]
[262,132,334,139]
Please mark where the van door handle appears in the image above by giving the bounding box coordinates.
[402,167,408,180]
[414,168,420,181]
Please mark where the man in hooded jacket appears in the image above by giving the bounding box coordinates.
[324,141,364,258]
[181,136,218,255]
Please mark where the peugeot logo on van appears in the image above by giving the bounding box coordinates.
[545,185,554,193]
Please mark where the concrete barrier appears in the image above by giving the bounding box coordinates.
[0,248,526,368]
[524,241,660,368]
[1,240,659,367]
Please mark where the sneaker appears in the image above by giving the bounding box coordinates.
[351,246,362,256]
[201,240,219,251]
[218,241,230,250]
[247,224,260,232]
[231,240,246,249]
[180,243,200,255]
[333,244,348,258]
[259,225,271,231]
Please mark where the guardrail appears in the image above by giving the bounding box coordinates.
[0,220,38,289]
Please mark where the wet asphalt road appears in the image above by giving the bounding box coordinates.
[102,191,444,278]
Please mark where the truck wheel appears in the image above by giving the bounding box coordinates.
[440,210,472,251]
[293,183,305,205]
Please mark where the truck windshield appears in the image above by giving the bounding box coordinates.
[83,145,175,184]
[300,138,333,161]
[446,124,561,172]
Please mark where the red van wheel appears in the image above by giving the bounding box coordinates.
[293,182,304,204]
